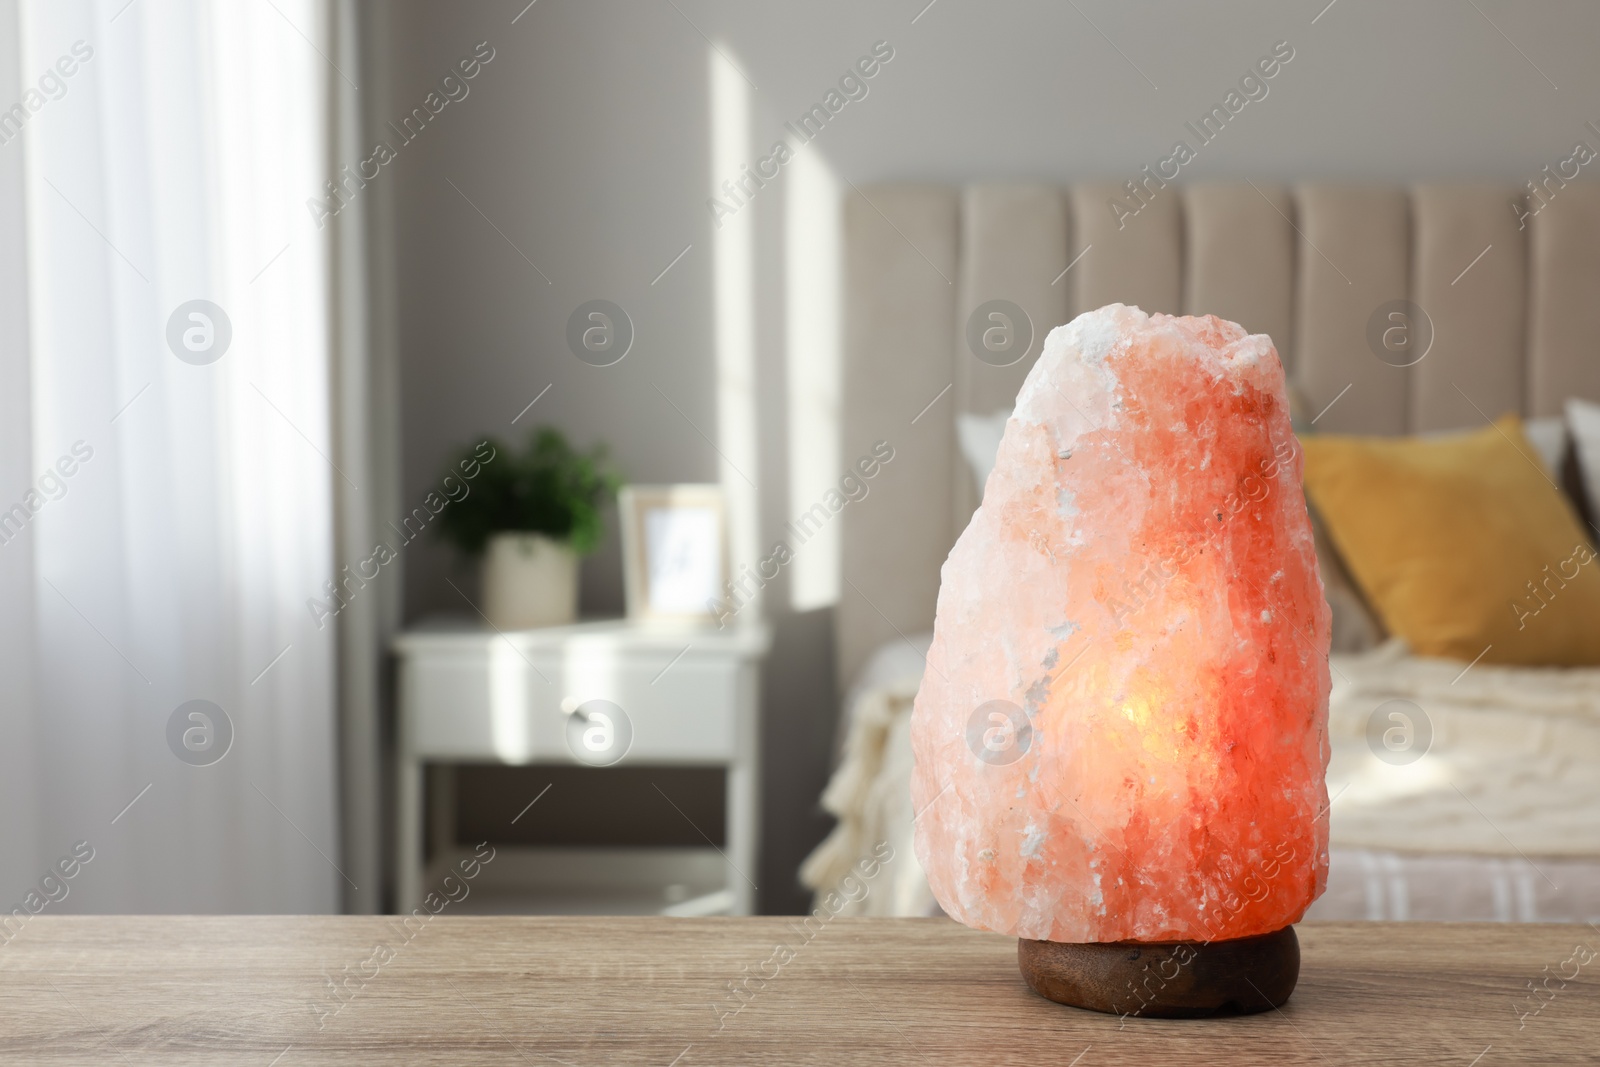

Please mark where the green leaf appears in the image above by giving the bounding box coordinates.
[433,427,623,556]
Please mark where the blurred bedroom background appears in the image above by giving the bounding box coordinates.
[3,0,1599,923]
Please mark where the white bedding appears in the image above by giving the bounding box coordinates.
[1310,848,1600,922]
[1328,639,1600,856]
[802,636,1600,922]
[801,642,930,918]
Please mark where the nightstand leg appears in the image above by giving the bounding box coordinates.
[726,661,761,916]
[397,752,422,910]
[726,761,756,915]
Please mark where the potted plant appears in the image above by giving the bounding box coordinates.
[436,428,621,630]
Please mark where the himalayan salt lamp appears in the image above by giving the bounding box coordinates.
[910,304,1330,1018]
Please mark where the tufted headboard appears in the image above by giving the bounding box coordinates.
[836,181,1600,690]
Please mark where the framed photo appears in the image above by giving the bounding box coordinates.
[618,485,728,622]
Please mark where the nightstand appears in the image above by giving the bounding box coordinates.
[393,618,770,915]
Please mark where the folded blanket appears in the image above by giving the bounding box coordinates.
[1327,639,1600,857]
[799,671,934,917]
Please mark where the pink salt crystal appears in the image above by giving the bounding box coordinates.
[910,304,1330,944]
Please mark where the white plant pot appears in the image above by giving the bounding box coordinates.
[481,532,579,630]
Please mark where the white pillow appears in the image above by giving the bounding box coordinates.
[1564,398,1600,520]
[1524,414,1568,478]
[956,409,1011,498]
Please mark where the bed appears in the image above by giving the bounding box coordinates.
[802,180,1600,923]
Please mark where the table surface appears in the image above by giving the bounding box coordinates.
[1,917,1595,1065]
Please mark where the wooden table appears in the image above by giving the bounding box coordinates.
[1,918,1594,1064]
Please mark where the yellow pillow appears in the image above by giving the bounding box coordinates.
[1299,416,1600,666]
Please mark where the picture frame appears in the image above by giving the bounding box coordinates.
[618,484,728,622]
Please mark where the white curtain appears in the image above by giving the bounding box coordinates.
[1,0,342,912]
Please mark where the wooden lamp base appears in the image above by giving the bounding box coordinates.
[1017,926,1299,1018]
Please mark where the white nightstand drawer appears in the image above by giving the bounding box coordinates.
[401,641,743,764]
[394,618,768,914]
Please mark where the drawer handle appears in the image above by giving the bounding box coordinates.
[562,698,633,767]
